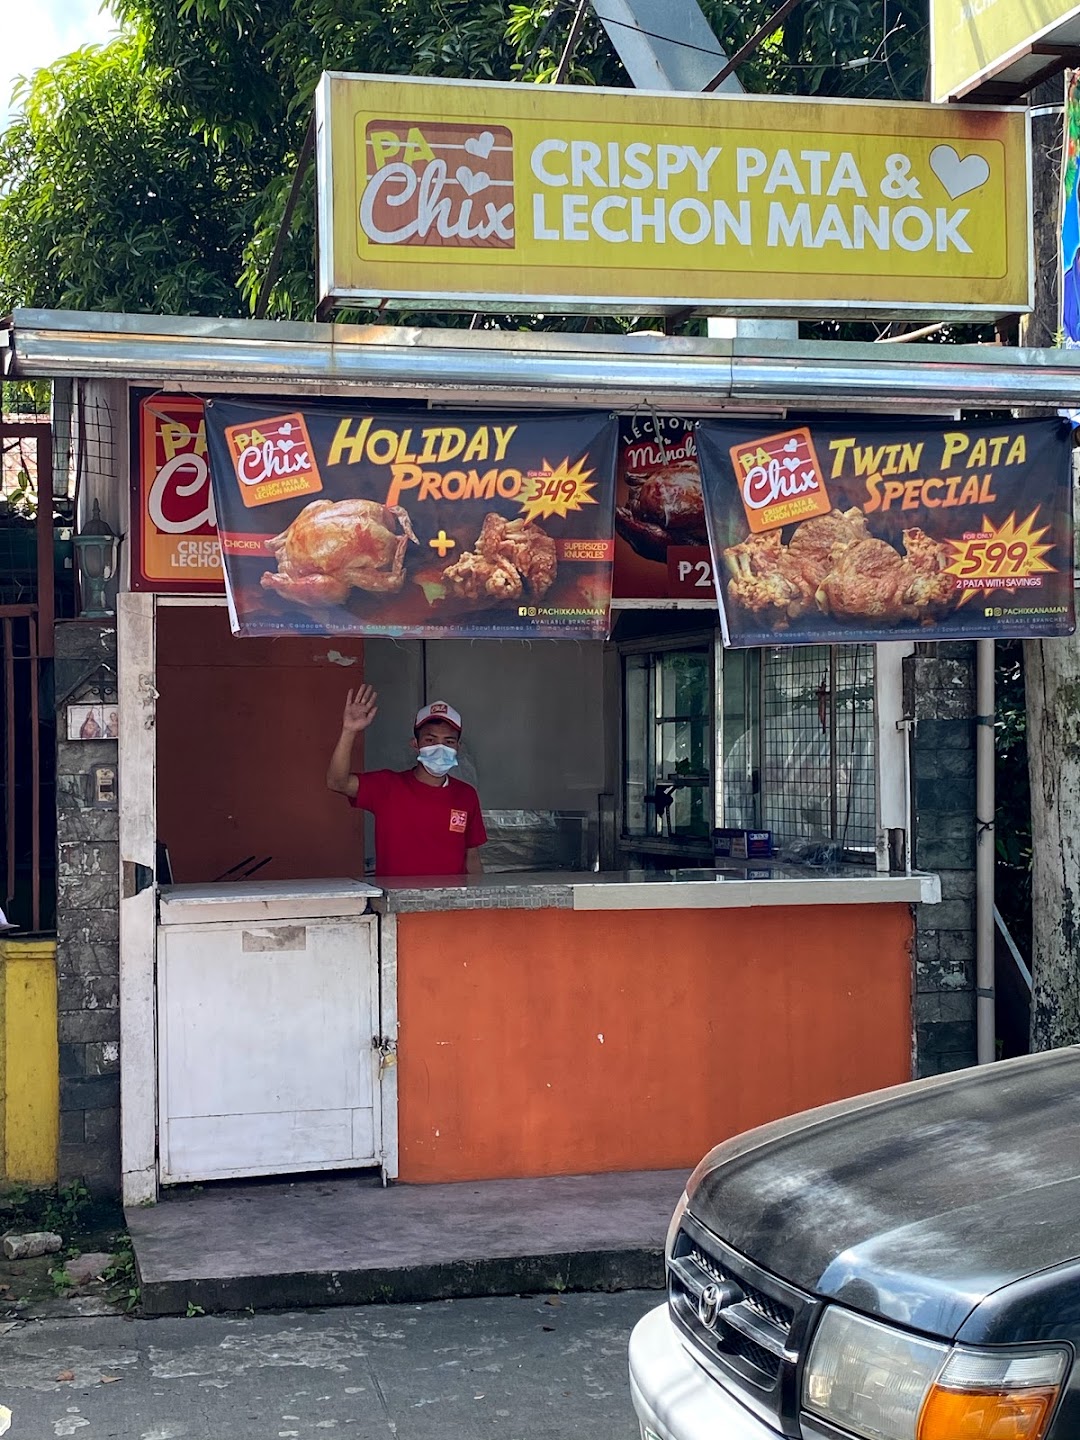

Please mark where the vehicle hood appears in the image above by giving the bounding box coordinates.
[686,1048,1080,1338]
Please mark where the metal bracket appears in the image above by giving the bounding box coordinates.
[122,859,154,899]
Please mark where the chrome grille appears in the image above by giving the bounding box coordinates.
[689,1247,794,1333]
[669,1212,819,1435]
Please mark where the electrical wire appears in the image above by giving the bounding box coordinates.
[587,8,740,60]
[517,3,927,91]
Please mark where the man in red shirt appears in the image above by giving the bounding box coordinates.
[326,686,486,877]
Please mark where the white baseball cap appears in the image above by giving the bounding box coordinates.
[414,700,462,734]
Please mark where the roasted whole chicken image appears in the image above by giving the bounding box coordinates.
[260,499,418,608]
[444,513,557,603]
[723,509,954,627]
[615,461,707,561]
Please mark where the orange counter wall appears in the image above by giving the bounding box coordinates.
[396,903,913,1183]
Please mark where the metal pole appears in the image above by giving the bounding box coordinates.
[554,0,590,84]
[3,618,14,915]
[976,638,996,1064]
[254,115,315,321]
[703,0,803,91]
[30,614,40,933]
[36,426,54,657]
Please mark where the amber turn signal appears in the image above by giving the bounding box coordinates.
[917,1383,1060,1440]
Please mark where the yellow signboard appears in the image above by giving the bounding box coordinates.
[315,73,1031,321]
[931,0,1080,102]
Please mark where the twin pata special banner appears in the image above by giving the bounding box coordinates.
[202,400,618,639]
[696,416,1076,646]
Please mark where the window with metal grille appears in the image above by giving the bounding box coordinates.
[623,639,715,844]
[719,644,876,859]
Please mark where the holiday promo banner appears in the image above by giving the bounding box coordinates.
[697,416,1075,647]
[203,400,618,638]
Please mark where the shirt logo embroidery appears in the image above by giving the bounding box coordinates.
[449,808,468,834]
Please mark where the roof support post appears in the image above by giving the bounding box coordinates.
[587,0,741,93]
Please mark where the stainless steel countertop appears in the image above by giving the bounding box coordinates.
[158,878,380,924]
[369,867,941,914]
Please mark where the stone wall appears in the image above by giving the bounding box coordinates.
[905,641,978,1077]
[54,621,120,1194]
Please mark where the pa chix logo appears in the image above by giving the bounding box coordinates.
[224,412,323,510]
[730,426,832,533]
[359,121,515,249]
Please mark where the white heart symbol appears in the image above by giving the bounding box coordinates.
[782,457,799,471]
[783,438,799,452]
[455,166,490,196]
[929,145,990,200]
[465,131,496,159]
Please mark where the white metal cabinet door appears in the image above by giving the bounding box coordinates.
[158,916,379,1183]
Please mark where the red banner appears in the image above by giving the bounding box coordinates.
[612,415,714,601]
[130,392,224,593]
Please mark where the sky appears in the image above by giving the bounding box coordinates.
[0,0,121,129]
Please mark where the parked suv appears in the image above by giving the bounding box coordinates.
[629,1047,1080,1440]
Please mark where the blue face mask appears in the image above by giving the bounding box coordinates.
[417,743,459,777]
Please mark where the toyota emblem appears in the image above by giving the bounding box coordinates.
[698,1282,722,1329]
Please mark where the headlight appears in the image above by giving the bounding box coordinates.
[803,1306,1070,1440]
[664,1190,688,1267]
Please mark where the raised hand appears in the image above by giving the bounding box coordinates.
[342,685,378,735]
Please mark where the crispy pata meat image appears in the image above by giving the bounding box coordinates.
[784,507,869,588]
[261,499,418,608]
[444,514,557,603]
[816,538,918,621]
[721,508,869,623]
[723,531,814,618]
[901,526,955,608]
[816,530,955,621]
[724,510,955,626]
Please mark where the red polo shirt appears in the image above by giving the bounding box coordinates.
[350,768,487,877]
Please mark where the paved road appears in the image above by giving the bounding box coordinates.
[1,1290,658,1440]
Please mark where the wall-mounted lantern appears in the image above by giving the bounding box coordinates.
[73,499,118,618]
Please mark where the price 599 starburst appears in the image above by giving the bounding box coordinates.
[945,510,1056,583]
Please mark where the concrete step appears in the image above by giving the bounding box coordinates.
[126,1169,684,1316]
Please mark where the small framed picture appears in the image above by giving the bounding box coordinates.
[67,703,119,741]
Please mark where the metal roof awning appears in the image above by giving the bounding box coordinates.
[4,308,1080,412]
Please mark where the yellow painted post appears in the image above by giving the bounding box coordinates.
[0,939,59,1186]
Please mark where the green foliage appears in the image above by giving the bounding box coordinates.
[41,1180,93,1235]
[0,0,931,321]
[49,1266,74,1294]
[1,380,51,415]
[0,35,255,315]
[103,1236,141,1314]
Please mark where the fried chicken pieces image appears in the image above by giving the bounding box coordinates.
[723,509,954,628]
[261,499,419,608]
[444,513,557,603]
